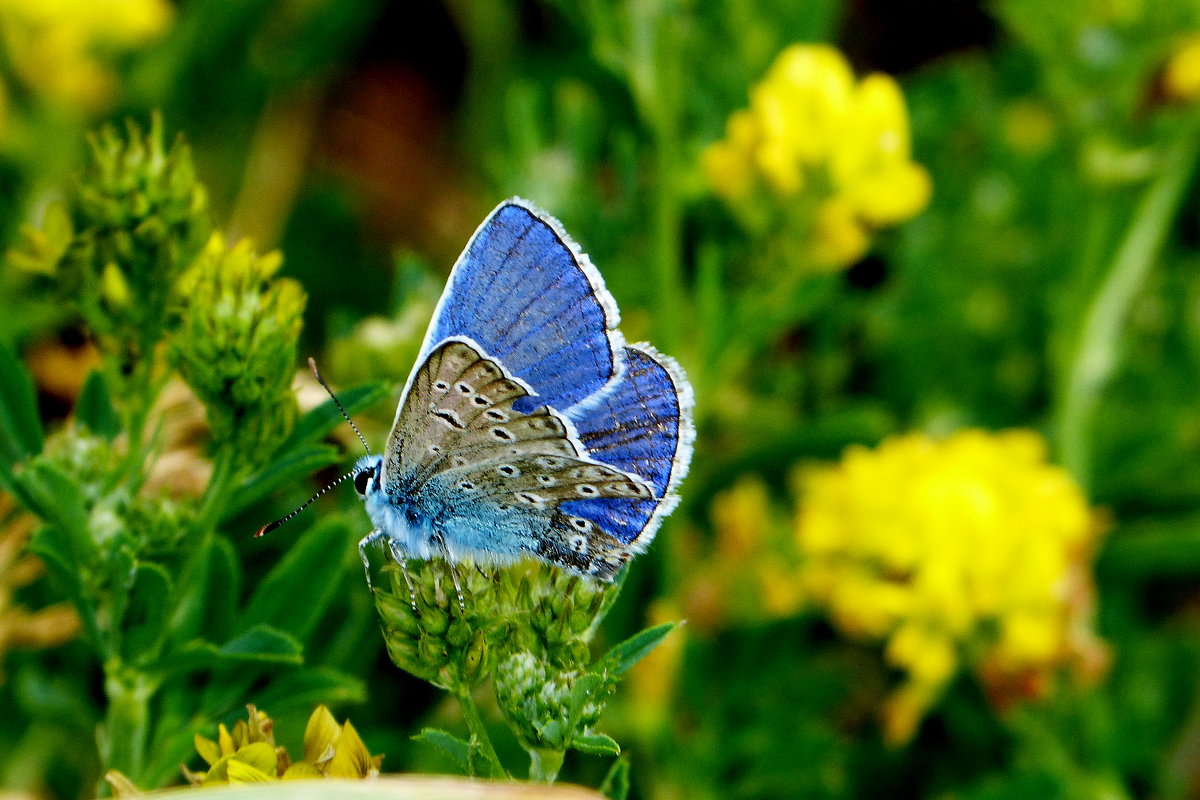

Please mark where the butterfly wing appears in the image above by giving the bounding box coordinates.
[561,344,695,552]
[382,338,657,578]
[408,198,624,416]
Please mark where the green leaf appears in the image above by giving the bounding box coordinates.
[157,625,304,676]
[225,444,340,520]
[75,370,119,439]
[573,732,621,756]
[412,728,472,773]
[236,517,352,640]
[122,562,174,664]
[26,524,102,650]
[600,755,631,800]
[566,672,608,733]
[170,535,240,647]
[594,622,678,678]
[0,342,43,471]
[249,667,366,712]
[218,624,304,664]
[271,381,389,457]
[9,461,91,557]
[587,562,630,636]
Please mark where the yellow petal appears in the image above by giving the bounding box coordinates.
[846,162,932,227]
[231,719,249,750]
[303,705,341,765]
[282,762,325,781]
[1164,35,1200,101]
[194,734,221,767]
[226,759,277,784]
[217,723,234,756]
[203,754,233,784]
[325,721,372,778]
[811,196,870,268]
[234,742,278,777]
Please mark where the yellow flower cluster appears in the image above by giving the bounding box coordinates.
[704,44,931,268]
[794,429,1107,744]
[182,705,382,785]
[0,0,172,110]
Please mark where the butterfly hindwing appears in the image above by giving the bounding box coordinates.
[563,345,695,550]
[414,199,624,415]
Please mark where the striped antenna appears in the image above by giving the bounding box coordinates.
[255,467,359,537]
[254,358,372,538]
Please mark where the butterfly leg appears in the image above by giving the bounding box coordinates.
[358,529,385,589]
[385,539,419,612]
[431,532,466,613]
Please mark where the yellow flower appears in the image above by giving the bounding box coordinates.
[794,429,1106,743]
[0,0,173,110]
[183,705,382,785]
[1163,34,1200,102]
[704,43,931,269]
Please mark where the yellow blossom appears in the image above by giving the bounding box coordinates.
[0,0,172,110]
[704,43,931,269]
[793,429,1106,743]
[1163,34,1200,102]
[183,705,382,785]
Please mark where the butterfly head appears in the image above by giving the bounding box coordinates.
[353,455,383,497]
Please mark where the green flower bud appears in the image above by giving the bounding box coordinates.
[65,115,211,369]
[492,651,608,753]
[170,234,305,461]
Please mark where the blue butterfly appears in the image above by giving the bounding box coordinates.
[352,198,693,581]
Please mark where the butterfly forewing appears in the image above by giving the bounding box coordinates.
[385,338,651,496]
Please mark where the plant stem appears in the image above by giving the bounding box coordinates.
[528,748,565,783]
[195,445,237,536]
[631,0,685,353]
[1055,133,1199,490]
[454,688,508,779]
[102,670,151,786]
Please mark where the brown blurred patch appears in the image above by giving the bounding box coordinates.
[318,63,486,266]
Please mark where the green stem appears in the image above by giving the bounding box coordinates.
[101,669,152,786]
[454,688,508,779]
[631,0,685,352]
[195,445,237,536]
[1055,134,1199,490]
[528,748,565,783]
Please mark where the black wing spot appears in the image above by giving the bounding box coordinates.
[434,381,449,391]
[570,517,590,531]
[497,464,519,477]
[493,427,515,441]
[473,395,489,406]
[486,409,507,421]
[497,504,510,511]
[457,383,473,395]
[537,475,555,485]
[577,484,598,496]
[433,409,465,429]
[460,481,476,491]
[516,492,541,504]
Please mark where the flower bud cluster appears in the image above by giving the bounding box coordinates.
[170,235,305,461]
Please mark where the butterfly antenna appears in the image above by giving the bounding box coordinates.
[255,466,360,538]
[309,357,371,456]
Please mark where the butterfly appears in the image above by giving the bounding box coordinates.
[350,198,694,581]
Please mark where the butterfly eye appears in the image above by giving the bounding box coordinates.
[354,468,374,495]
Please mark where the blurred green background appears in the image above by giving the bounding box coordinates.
[5,0,1200,798]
